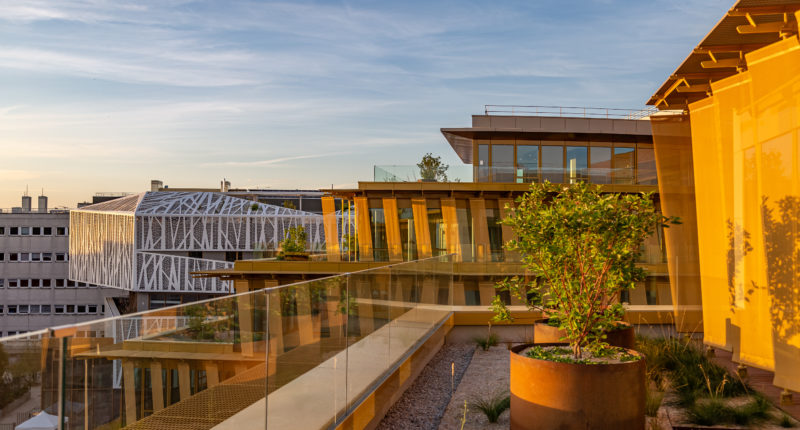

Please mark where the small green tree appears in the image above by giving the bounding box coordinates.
[417,153,449,182]
[279,226,307,255]
[282,200,297,210]
[492,182,678,359]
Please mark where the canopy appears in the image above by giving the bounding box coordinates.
[15,411,60,430]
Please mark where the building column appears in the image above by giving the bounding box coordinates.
[122,360,137,425]
[234,279,255,357]
[441,198,462,261]
[178,362,191,401]
[150,361,165,412]
[478,281,496,307]
[205,362,220,389]
[452,281,466,306]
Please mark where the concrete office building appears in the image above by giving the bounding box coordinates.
[0,196,126,337]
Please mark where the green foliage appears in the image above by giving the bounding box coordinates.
[281,200,297,210]
[474,332,499,351]
[687,396,770,426]
[0,343,36,409]
[417,153,449,182]
[469,391,510,423]
[780,414,796,428]
[250,203,259,211]
[637,336,748,407]
[645,391,664,417]
[494,182,678,358]
[525,344,641,365]
[278,226,308,258]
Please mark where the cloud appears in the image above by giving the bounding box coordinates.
[201,152,350,167]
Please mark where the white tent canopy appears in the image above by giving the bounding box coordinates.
[15,411,61,430]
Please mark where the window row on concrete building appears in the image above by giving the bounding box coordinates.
[1,278,98,288]
[1,303,104,315]
[0,226,68,235]
[0,252,69,261]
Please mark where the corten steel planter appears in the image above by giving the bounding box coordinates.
[533,319,636,349]
[509,343,645,430]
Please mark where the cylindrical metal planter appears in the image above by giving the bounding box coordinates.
[533,319,636,350]
[509,343,645,430]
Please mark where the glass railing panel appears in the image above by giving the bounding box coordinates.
[0,330,52,430]
[44,291,268,430]
[265,277,348,429]
[373,165,473,183]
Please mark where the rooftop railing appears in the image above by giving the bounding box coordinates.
[0,255,456,430]
[483,105,658,119]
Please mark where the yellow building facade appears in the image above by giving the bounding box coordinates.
[650,2,800,393]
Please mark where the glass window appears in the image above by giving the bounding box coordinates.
[18,305,28,314]
[55,279,65,288]
[8,305,17,314]
[590,147,612,184]
[477,144,489,182]
[491,144,514,182]
[56,253,66,261]
[77,305,86,313]
[56,227,66,235]
[31,253,41,262]
[42,279,51,287]
[20,279,29,287]
[486,207,504,262]
[41,305,51,314]
[42,253,52,261]
[30,279,40,287]
[516,145,539,183]
[8,279,18,288]
[613,147,635,184]
[43,227,52,235]
[0,253,3,261]
[55,305,65,314]
[9,227,18,235]
[369,208,388,261]
[427,207,447,257]
[20,253,29,262]
[66,305,75,313]
[637,147,657,185]
[0,227,4,234]
[398,208,417,261]
[541,146,564,183]
[21,227,30,235]
[455,205,473,262]
[88,305,98,313]
[566,146,588,183]
[32,227,41,235]
[30,305,40,314]
[9,253,17,261]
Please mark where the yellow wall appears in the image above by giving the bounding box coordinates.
[688,36,800,391]
[651,115,704,333]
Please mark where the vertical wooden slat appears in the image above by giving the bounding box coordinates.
[440,198,461,261]
[321,196,341,261]
[470,199,490,262]
[411,198,432,259]
[382,198,403,262]
[354,197,374,261]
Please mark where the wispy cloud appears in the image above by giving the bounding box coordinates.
[201,152,350,167]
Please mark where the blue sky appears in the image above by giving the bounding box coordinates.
[0,0,728,208]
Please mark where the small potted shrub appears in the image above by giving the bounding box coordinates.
[492,182,677,430]
[277,226,310,261]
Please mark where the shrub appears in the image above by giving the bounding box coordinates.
[474,332,499,351]
[470,391,510,423]
[492,182,678,359]
[645,391,664,417]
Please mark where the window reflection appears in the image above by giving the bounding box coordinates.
[492,144,514,182]
[590,147,612,184]
[541,146,564,183]
[516,145,539,183]
[613,147,635,184]
[566,146,588,183]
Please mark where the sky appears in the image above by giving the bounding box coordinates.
[0,0,730,208]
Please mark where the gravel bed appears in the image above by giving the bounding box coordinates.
[439,346,510,430]
[376,343,475,430]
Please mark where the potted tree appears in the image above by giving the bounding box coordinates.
[492,182,677,430]
[277,226,310,261]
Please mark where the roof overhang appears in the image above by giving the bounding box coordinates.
[648,0,800,110]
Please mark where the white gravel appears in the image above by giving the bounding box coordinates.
[376,343,475,430]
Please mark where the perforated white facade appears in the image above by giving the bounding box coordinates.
[69,192,326,293]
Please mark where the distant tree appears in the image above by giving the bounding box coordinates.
[417,153,449,182]
[282,200,297,210]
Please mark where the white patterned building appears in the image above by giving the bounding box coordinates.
[69,192,326,297]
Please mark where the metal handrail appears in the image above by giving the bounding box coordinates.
[484,104,658,120]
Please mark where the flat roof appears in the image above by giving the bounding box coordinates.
[648,0,800,109]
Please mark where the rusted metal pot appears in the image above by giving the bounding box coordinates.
[510,343,645,430]
[533,319,636,350]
